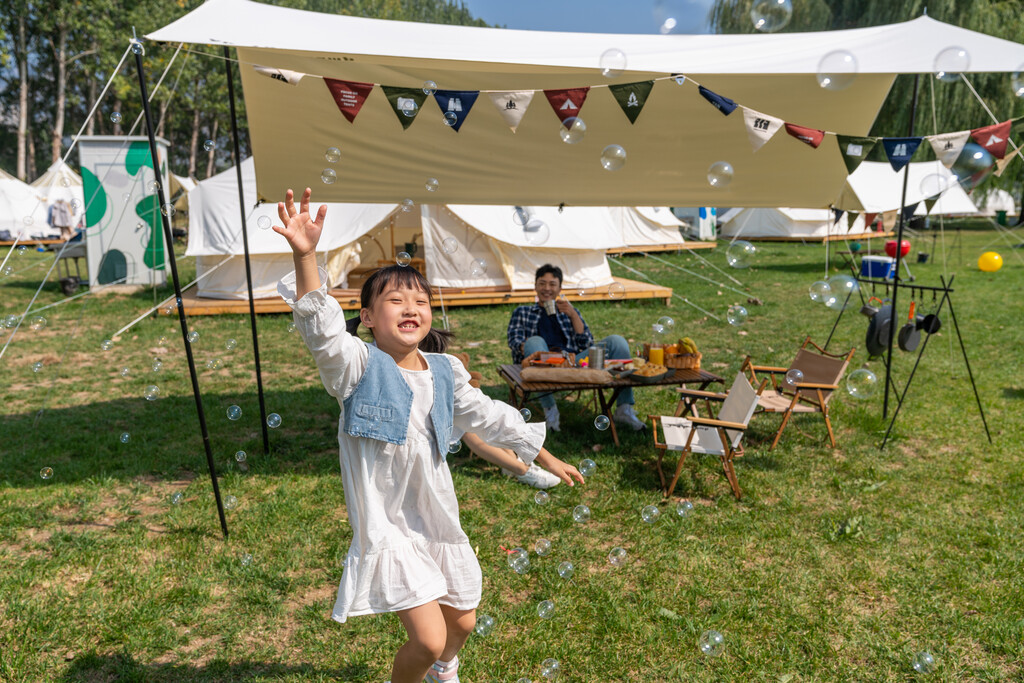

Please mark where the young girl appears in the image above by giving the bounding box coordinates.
[274,189,578,683]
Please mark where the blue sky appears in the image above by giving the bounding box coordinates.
[460,0,716,34]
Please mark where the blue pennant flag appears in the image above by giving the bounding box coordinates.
[901,202,920,221]
[433,90,479,132]
[882,137,923,172]
[698,86,737,116]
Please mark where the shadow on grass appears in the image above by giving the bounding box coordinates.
[62,651,366,682]
[1002,386,1024,399]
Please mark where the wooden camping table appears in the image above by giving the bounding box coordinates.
[498,364,724,446]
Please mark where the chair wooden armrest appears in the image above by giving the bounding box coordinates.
[687,416,748,430]
[792,381,839,390]
[748,364,788,373]
[675,387,727,400]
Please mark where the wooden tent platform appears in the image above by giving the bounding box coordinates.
[173,276,672,316]
[0,238,62,247]
[607,241,716,254]
[735,231,896,243]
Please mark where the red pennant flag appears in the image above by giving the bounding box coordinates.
[324,78,374,123]
[784,123,825,149]
[543,88,590,124]
[970,120,1011,159]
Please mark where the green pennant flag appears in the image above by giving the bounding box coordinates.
[380,86,427,130]
[836,135,877,174]
[609,81,654,124]
[847,211,859,230]
[924,196,939,215]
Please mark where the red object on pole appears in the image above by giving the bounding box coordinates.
[885,239,911,258]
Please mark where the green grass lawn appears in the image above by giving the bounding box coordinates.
[1,224,1022,682]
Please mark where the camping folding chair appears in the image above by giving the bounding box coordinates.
[650,372,767,500]
[741,337,855,451]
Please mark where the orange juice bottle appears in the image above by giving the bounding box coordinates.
[648,346,664,365]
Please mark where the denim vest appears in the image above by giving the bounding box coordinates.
[341,343,454,455]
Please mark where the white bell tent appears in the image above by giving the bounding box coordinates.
[30,159,85,230]
[835,161,980,215]
[0,168,51,239]
[978,188,1018,216]
[718,207,869,241]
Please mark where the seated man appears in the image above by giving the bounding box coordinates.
[507,264,645,432]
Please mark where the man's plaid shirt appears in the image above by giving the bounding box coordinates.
[506,303,594,364]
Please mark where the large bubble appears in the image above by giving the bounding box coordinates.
[559,116,586,144]
[726,240,756,268]
[750,0,792,32]
[846,368,878,399]
[600,144,627,171]
[951,143,994,191]
[707,161,734,188]
[816,50,858,91]
[934,46,969,83]
[600,48,627,78]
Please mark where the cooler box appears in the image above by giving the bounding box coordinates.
[861,255,896,279]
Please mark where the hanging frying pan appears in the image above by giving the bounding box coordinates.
[898,301,922,352]
[866,303,893,357]
[917,312,942,334]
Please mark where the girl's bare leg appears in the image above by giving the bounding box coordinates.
[392,601,447,683]
[439,605,476,661]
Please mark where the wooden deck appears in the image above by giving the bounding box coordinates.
[174,276,672,316]
[607,241,716,254]
[1,238,62,247]
[734,231,896,243]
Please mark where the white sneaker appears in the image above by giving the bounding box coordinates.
[503,462,561,489]
[613,403,647,431]
[544,405,560,432]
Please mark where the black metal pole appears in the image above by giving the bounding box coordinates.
[823,288,853,351]
[134,44,229,539]
[883,74,920,419]
[224,46,270,456]
[942,276,992,443]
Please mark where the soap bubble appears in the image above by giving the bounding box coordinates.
[699,629,725,657]
[535,538,552,556]
[534,490,550,505]
[32,361,43,373]
[600,47,627,78]
[653,1,685,34]
[3,265,13,277]
[321,168,337,185]
[474,614,495,636]
[657,316,675,331]
[159,203,174,217]
[324,146,341,163]
[448,440,462,454]
[727,305,748,326]
[951,143,994,191]
[512,206,531,226]
[257,215,271,230]
[101,339,113,351]
[808,280,831,302]
[750,0,792,32]
[401,100,418,117]
[425,177,439,192]
[187,331,199,343]
[846,368,878,399]
[579,458,596,477]
[726,240,756,268]
[149,180,160,193]
[520,408,532,421]
[572,504,591,523]
[119,432,130,444]
[396,251,412,267]
[203,139,215,152]
[235,450,247,463]
[40,467,54,480]
[2,314,19,328]
[144,385,160,400]
[600,144,627,171]
[707,161,734,188]
[1014,64,1024,98]
[608,546,627,567]
[516,678,531,683]
[110,111,122,124]
[119,367,130,377]
[225,338,237,351]
[206,358,222,370]
[470,258,488,277]
[267,413,282,428]
[401,198,414,213]
[22,215,33,226]
[607,282,626,299]
[557,561,574,579]
[919,173,954,198]
[537,599,555,619]
[70,198,81,212]
[224,495,238,510]
[676,499,694,517]
[541,658,561,679]
[130,41,144,55]
[641,505,661,523]
[422,80,437,95]
[522,219,550,246]
[559,116,586,144]
[16,244,27,254]
[151,359,162,372]
[912,651,936,674]
[825,274,859,310]
[652,323,665,337]
[441,237,458,254]
[934,46,970,83]
[240,553,253,567]
[171,492,183,505]
[816,50,858,90]
[507,547,529,568]
[594,414,610,431]
[29,316,46,331]
[227,405,242,420]
[577,278,595,297]
[443,111,459,127]
[785,368,804,386]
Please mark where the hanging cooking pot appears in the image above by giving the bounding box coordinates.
[865,303,893,357]
[860,296,884,318]
[917,312,942,334]
[898,301,922,352]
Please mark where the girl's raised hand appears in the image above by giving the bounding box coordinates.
[273,188,327,257]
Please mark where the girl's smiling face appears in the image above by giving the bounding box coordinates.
[360,283,432,360]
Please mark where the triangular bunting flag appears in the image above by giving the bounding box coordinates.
[254,65,305,85]
[324,78,374,124]
[698,86,737,116]
[995,146,1021,177]
[784,123,825,149]
[609,81,654,124]
[487,91,535,133]
[927,130,970,168]
[924,196,939,214]
[543,88,590,123]
[847,211,859,230]
[832,208,844,225]
[970,120,1012,159]
[741,107,784,152]
[380,86,428,130]
[901,202,920,221]
[836,135,878,174]
[881,137,923,172]
[433,90,479,132]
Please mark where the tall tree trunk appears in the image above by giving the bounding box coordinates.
[16,15,29,180]
[27,130,37,180]
[188,105,200,178]
[205,119,218,178]
[85,42,98,136]
[112,99,122,136]
[50,26,68,163]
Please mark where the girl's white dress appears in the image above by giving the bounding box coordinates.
[280,270,545,623]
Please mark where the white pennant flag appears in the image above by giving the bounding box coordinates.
[927,130,970,168]
[995,146,1021,177]
[488,91,535,133]
[741,107,784,152]
[253,65,306,85]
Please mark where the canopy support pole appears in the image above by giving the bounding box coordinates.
[134,45,229,539]
[224,46,271,456]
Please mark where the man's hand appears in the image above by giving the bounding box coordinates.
[273,187,327,257]
[555,295,574,315]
